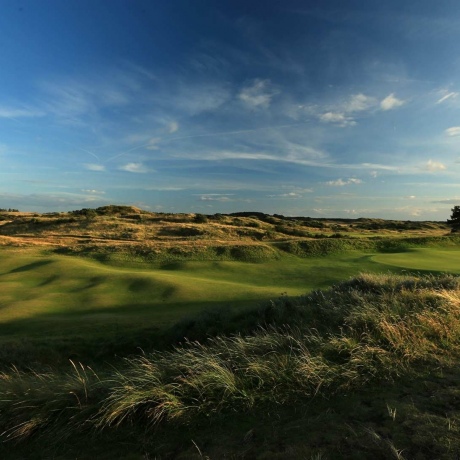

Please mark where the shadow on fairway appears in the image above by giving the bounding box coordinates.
[9,260,54,273]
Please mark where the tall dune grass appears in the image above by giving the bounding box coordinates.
[97,274,460,428]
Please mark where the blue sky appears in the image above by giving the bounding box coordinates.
[1,0,460,219]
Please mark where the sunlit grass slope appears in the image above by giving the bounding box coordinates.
[0,248,389,340]
[372,247,460,273]
[1,243,460,342]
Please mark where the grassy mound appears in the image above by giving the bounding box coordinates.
[80,242,281,264]
[2,273,460,458]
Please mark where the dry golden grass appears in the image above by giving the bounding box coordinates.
[0,207,450,254]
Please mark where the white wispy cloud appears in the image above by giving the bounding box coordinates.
[432,198,460,204]
[316,93,377,127]
[189,149,328,167]
[445,126,460,137]
[123,133,150,144]
[283,141,326,161]
[380,93,405,111]
[84,163,106,171]
[0,106,45,118]
[312,208,329,215]
[359,163,400,171]
[119,162,150,173]
[171,81,231,115]
[280,186,313,193]
[81,189,105,194]
[144,186,184,191]
[41,80,113,119]
[0,191,109,212]
[344,209,359,215]
[146,137,161,150]
[425,159,446,172]
[267,192,302,198]
[326,178,363,186]
[198,194,234,202]
[168,121,179,133]
[239,79,277,109]
[326,179,347,186]
[319,112,356,127]
[343,93,377,112]
[123,62,157,82]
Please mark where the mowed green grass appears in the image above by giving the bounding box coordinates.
[372,247,460,273]
[0,246,457,341]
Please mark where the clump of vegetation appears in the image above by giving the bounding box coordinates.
[193,213,208,223]
[2,273,460,458]
[448,205,460,232]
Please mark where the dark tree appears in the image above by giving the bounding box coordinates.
[448,206,460,232]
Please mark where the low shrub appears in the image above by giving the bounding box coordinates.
[193,213,208,224]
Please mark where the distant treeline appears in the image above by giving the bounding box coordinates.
[0,208,19,212]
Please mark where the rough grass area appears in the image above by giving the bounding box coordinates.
[2,273,460,459]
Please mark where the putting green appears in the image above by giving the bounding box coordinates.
[371,248,460,273]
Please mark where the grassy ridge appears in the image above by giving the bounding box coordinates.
[276,234,460,257]
[56,242,282,264]
[53,235,460,264]
[1,273,460,459]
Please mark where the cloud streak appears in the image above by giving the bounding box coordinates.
[0,106,45,118]
[84,163,106,171]
[326,178,363,186]
[436,91,458,104]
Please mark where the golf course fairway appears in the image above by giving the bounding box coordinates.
[0,244,459,341]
